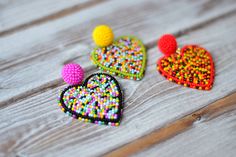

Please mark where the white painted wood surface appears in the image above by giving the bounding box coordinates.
[0,0,94,32]
[0,0,236,157]
[135,105,236,157]
[1,0,236,105]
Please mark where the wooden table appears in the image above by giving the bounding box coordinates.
[1,0,236,156]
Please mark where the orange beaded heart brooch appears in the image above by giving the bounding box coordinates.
[157,34,215,90]
[90,25,146,80]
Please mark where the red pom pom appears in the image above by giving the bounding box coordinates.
[158,34,177,56]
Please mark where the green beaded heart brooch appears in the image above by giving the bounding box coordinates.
[91,25,146,80]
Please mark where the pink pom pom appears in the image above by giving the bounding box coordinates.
[62,63,84,85]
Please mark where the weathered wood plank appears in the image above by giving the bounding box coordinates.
[0,44,92,106]
[106,93,236,157]
[134,94,236,157]
[1,0,236,67]
[0,12,236,157]
[1,0,236,105]
[0,0,103,35]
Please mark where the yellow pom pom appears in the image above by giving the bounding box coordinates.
[92,25,114,47]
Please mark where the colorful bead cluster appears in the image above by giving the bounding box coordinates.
[157,45,214,90]
[58,73,122,126]
[91,36,146,80]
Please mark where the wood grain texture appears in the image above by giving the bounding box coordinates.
[135,95,236,157]
[0,0,103,35]
[1,0,236,106]
[106,93,236,157]
[0,8,236,156]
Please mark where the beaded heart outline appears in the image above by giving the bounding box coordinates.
[157,45,215,90]
[58,73,123,126]
[90,36,147,80]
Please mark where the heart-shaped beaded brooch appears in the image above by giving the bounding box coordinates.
[91,25,146,80]
[157,34,214,90]
[59,64,123,126]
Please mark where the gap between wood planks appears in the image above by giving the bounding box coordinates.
[0,9,236,108]
[0,0,107,37]
[1,6,236,73]
[104,92,236,157]
[145,8,236,49]
[0,66,97,109]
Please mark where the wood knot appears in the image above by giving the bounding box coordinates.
[192,113,201,121]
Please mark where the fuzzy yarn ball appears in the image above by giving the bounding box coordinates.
[62,63,84,85]
[158,34,177,56]
[92,25,114,47]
